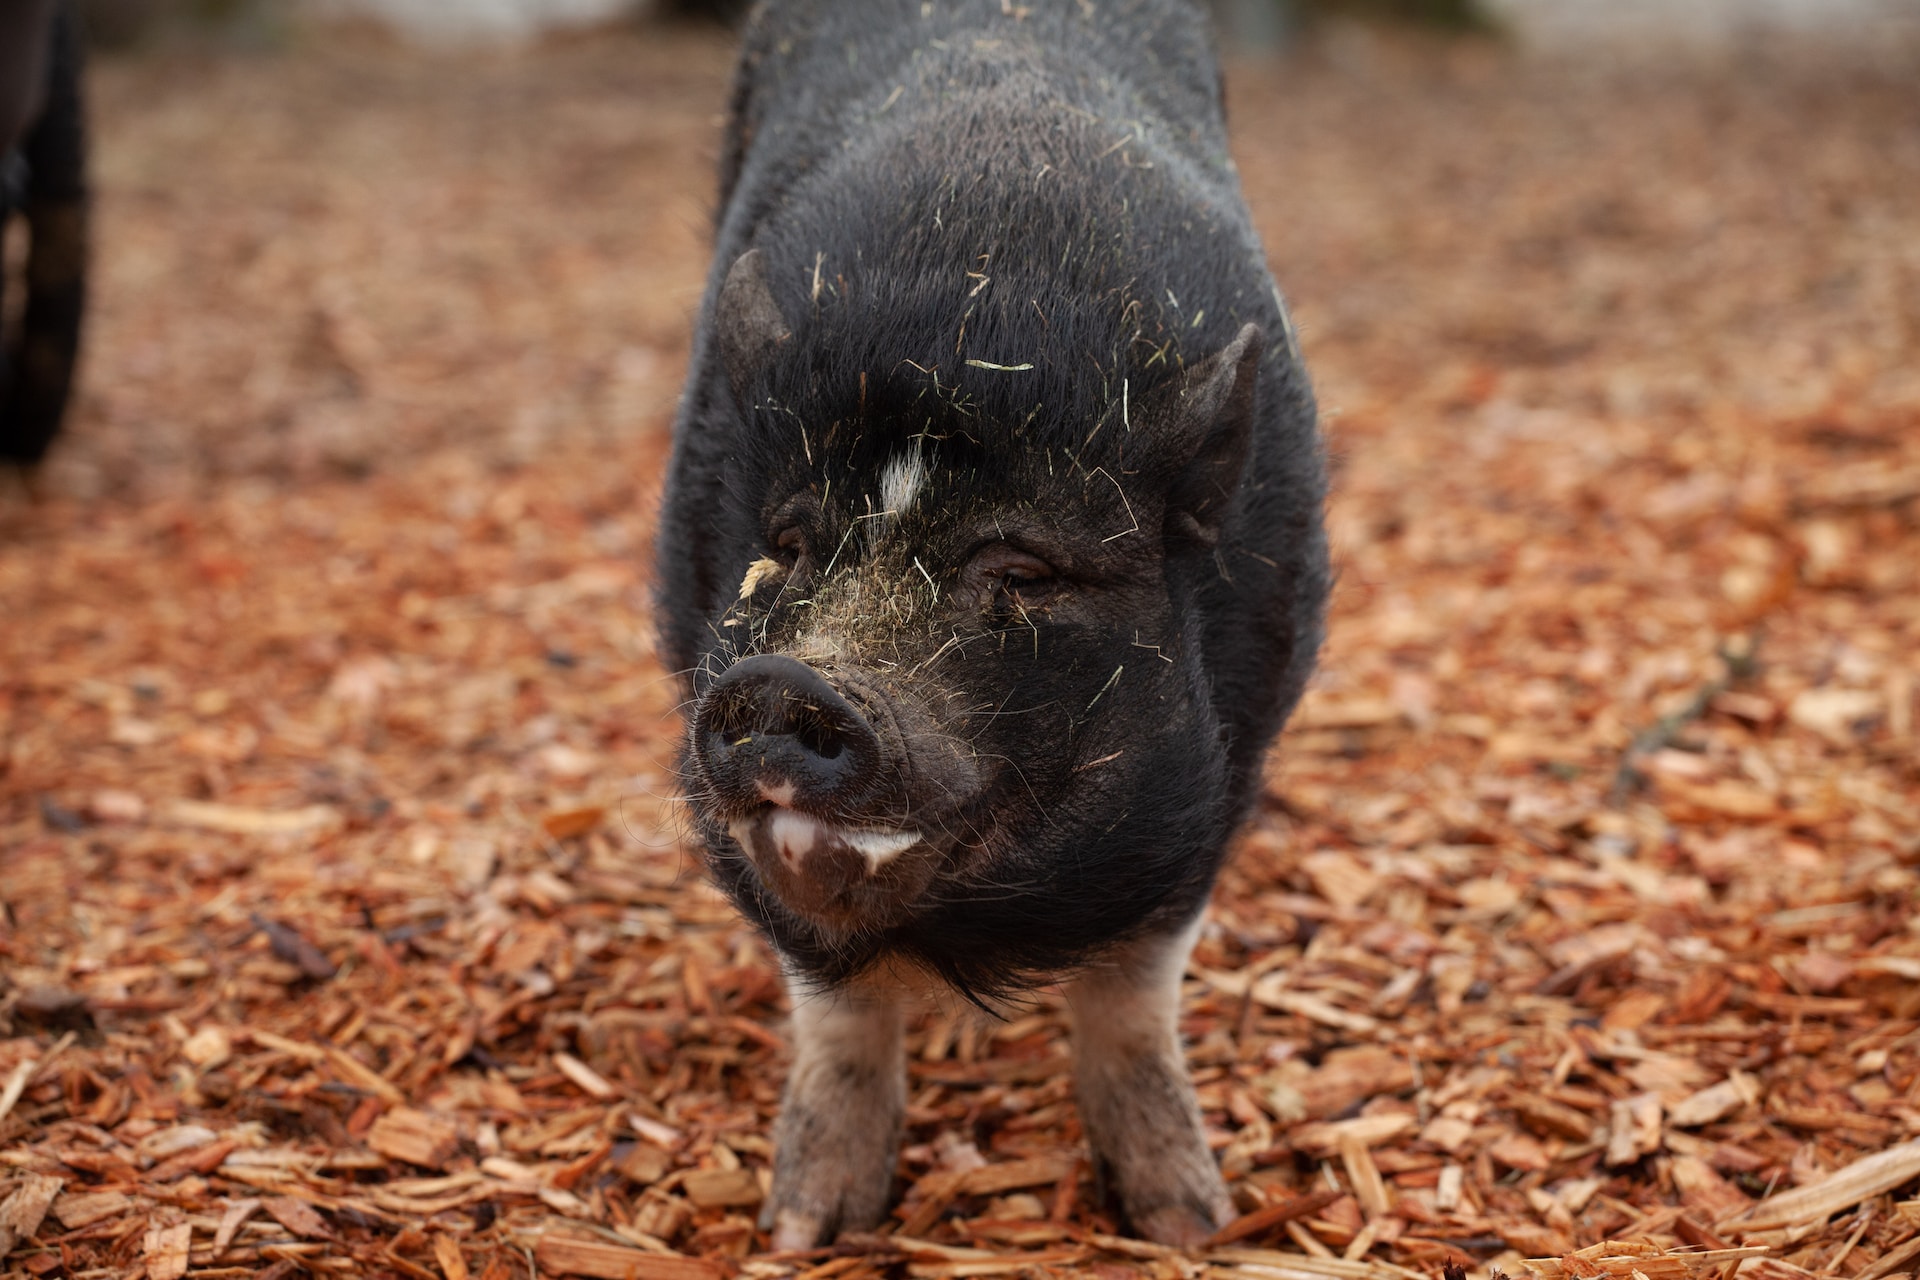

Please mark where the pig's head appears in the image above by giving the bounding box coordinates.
[675,248,1276,1000]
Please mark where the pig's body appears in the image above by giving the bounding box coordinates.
[656,0,1328,1249]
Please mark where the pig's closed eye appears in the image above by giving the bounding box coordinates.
[968,544,1059,610]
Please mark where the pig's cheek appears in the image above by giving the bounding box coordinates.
[762,983,907,1248]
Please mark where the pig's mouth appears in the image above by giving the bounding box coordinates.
[729,806,923,876]
[687,652,986,934]
[723,802,939,932]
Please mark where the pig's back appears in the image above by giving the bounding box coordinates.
[717,0,1236,257]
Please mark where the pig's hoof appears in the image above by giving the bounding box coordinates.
[1134,1197,1232,1249]
[1108,1161,1233,1249]
[765,1206,829,1252]
[757,1151,894,1249]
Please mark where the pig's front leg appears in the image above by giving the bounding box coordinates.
[1065,915,1231,1247]
[761,980,905,1250]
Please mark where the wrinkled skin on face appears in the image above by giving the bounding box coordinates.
[653,0,1330,1247]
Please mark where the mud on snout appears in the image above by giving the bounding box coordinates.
[686,652,983,935]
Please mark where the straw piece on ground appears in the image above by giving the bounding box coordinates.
[955,1155,1078,1197]
[534,1231,725,1280]
[681,1167,762,1209]
[51,1190,134,1231]
[1728,1138,1920,1231]
[0,1060,35,1129]
[142,1221,193,1280]
[1666,1072,1760,1128]
[1292,1114,1416,1154]
[368,1107,462,1170]
[556,1051,619,1099]
[1526,1247,1770,1280]
[160,799,343,835]
[1209,1189,1345,1248]
[0,1175,64,1256]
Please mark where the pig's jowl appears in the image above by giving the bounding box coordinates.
[655,0,1330,1249]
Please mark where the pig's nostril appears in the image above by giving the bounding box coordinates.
[791,708,846,761]
[696,654,880,807]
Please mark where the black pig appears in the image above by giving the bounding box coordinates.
[655,0,1329,1249]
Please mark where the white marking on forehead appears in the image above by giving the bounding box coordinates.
[879,447,927,520]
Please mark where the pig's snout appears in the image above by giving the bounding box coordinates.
[694,654,886,817]
[693,653,942,930]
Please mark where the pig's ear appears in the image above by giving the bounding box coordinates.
[1160,322,1263,550]
[715,249,791,403]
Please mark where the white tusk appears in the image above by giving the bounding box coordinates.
[842,829,920,874]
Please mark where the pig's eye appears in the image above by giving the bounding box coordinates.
[968,544,1058,611]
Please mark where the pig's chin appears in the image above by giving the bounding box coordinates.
[725,805,936,934]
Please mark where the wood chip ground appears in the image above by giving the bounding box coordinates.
[3,18,1919,1280]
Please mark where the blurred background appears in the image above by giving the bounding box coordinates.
[8,0,1914,501]
[2,2,1919,1276]
[57,0,1920,50]
[8,0,1915,500]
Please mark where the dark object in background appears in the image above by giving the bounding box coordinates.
[657,0,1327,1250]
[0,2,59,147]
[661,0,749,21]
[1,0,88,467]
[1307,0,1489,30]
[249,912,340,981]
[70,0,163,47]
[11,983,98,1036]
